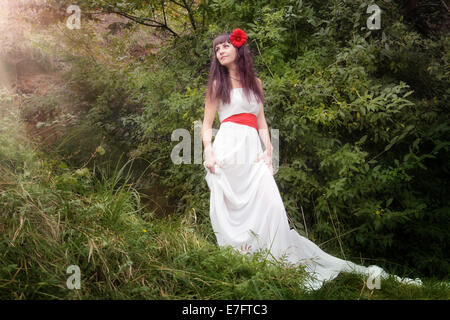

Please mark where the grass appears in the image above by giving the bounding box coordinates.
[0,88,449,300]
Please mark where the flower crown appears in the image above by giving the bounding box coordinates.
[229,28,247,48]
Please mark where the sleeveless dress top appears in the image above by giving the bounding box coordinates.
[217,88,262,124]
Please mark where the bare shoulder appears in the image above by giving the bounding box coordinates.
[255,77,263,91]
[207,80,218,99]
[255,77,262,85]
[212,80,219,94]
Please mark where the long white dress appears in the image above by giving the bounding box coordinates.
[203,87,422,291]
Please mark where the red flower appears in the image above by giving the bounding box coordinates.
[230,28,247,48]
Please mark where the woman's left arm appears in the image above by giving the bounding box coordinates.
[255,78,273,156]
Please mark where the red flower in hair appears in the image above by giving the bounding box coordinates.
[230,28,247,48]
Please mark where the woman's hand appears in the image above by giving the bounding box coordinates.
[204,152,221,174]
[254,149,273,175]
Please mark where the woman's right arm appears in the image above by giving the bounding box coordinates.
[202,85,218,156]
[202,84,220,173]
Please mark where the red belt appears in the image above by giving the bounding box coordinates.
[221,113,258,130]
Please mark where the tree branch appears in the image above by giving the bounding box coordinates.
[182,0,197,30]
[441,0,450,14]
[162,0,168,27]
[110,10,179,37]
[170,0,187,9]
[169,0,197,31]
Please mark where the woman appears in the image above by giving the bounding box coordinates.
[201,29,422,291]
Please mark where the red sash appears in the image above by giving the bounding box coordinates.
[221,113,258,130]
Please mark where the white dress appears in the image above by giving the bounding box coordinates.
[203,87,422,291]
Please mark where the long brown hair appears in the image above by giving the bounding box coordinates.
[206,32,264,106]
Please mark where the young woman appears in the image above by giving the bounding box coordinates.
[201,28,422,291]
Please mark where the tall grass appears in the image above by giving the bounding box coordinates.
[0,88,448,300]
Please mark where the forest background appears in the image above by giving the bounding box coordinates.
[0,0,448,299]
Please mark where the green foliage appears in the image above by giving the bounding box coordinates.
[6,0,449,298]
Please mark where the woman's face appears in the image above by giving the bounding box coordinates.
[215,40,237,67]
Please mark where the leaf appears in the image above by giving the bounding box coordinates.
[386,198,393,207]
[412,138,420,150]
[356,135,367,145]
[384,142,394,152]
[403,90,414,98]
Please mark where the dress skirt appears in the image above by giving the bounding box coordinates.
[203,122,422,291]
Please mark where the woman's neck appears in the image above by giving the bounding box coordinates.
[227,64,240,80]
